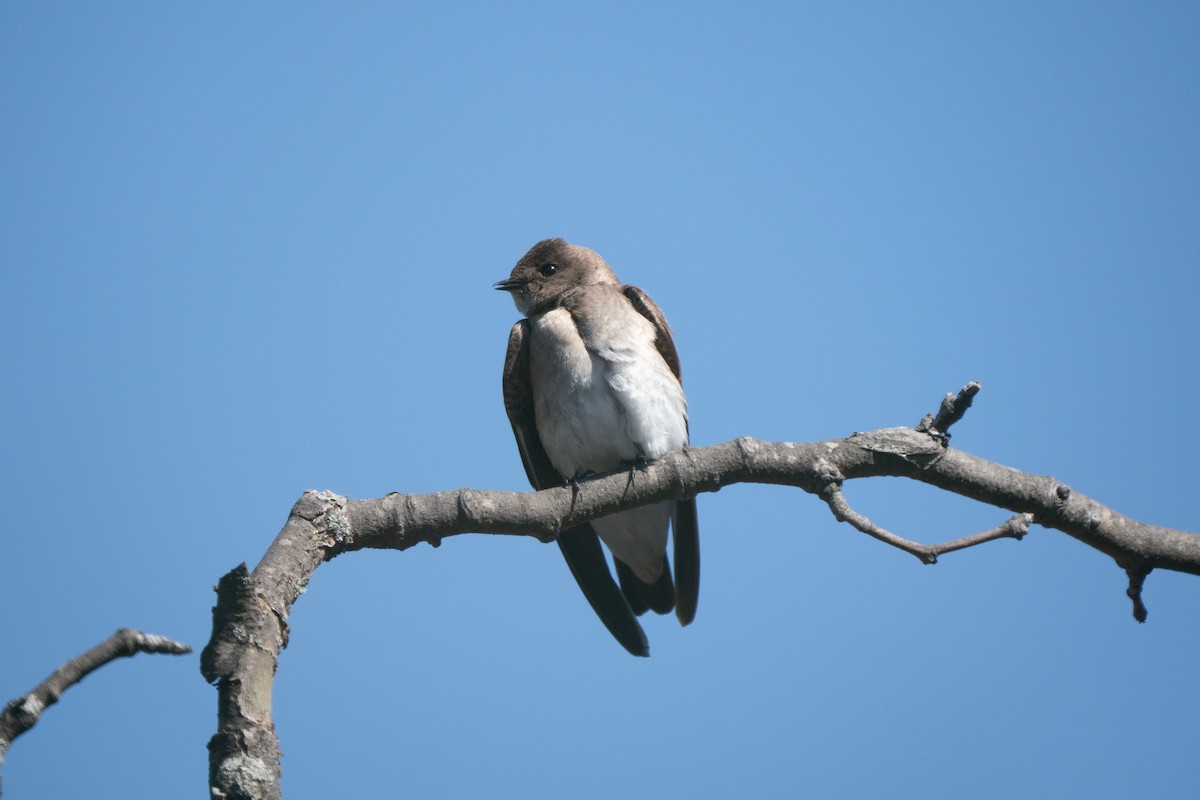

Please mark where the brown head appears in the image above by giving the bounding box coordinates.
[494,238,619,317]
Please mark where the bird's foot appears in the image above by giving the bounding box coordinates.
[566,471,594,515]
[623,455,651,493]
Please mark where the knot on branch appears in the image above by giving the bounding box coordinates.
[293,490,350,547]
[2,693,45,734]
[813,459,845,505]
[733,435,763,466]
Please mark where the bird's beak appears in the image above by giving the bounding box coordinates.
[494,278,526,292]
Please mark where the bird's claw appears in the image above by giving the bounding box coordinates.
[566,471,594,515]
[624,456,651,492]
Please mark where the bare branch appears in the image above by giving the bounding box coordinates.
[201,385,1200,799]
[0,628,191,795]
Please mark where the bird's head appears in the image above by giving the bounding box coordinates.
[495,238,618,317]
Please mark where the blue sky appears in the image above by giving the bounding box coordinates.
[3,2,1198,797]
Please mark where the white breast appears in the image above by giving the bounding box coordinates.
[529,307,687,477]
[528,303,688,583]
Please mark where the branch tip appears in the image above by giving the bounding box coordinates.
[918,381,982,440]
[0,628,191,766]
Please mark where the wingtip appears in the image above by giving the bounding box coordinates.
[672,498,700,629]
[617,627,650,657]
[557,526,653,658]
[675,603,696,628]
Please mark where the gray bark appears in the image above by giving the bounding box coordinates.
[200,385,1199,800]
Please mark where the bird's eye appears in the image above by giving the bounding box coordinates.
[539,263,558,277]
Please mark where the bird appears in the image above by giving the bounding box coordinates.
[496,237,699,656]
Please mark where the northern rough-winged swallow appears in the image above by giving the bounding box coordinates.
[496,238,699,656]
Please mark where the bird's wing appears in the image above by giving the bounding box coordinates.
[672,497,700,626]
[502,320,557,490]
[502,320,650,656]
[557,527,649,656]
[623,286,701,626]
[623,285,682,381]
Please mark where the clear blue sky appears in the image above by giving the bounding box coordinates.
[3,2,1198,797]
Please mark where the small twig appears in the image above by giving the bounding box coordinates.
[917,381,982,441]
[821,483,938,563]
[820,483,1031,565]
[1124,565,1151,623]
[926,513,1033,556]
[0,628,191,794]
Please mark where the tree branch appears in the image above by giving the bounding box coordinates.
[201,384,1200,800]
[0,628,191,796]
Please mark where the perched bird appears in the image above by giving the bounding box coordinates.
[496,238,699,656]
